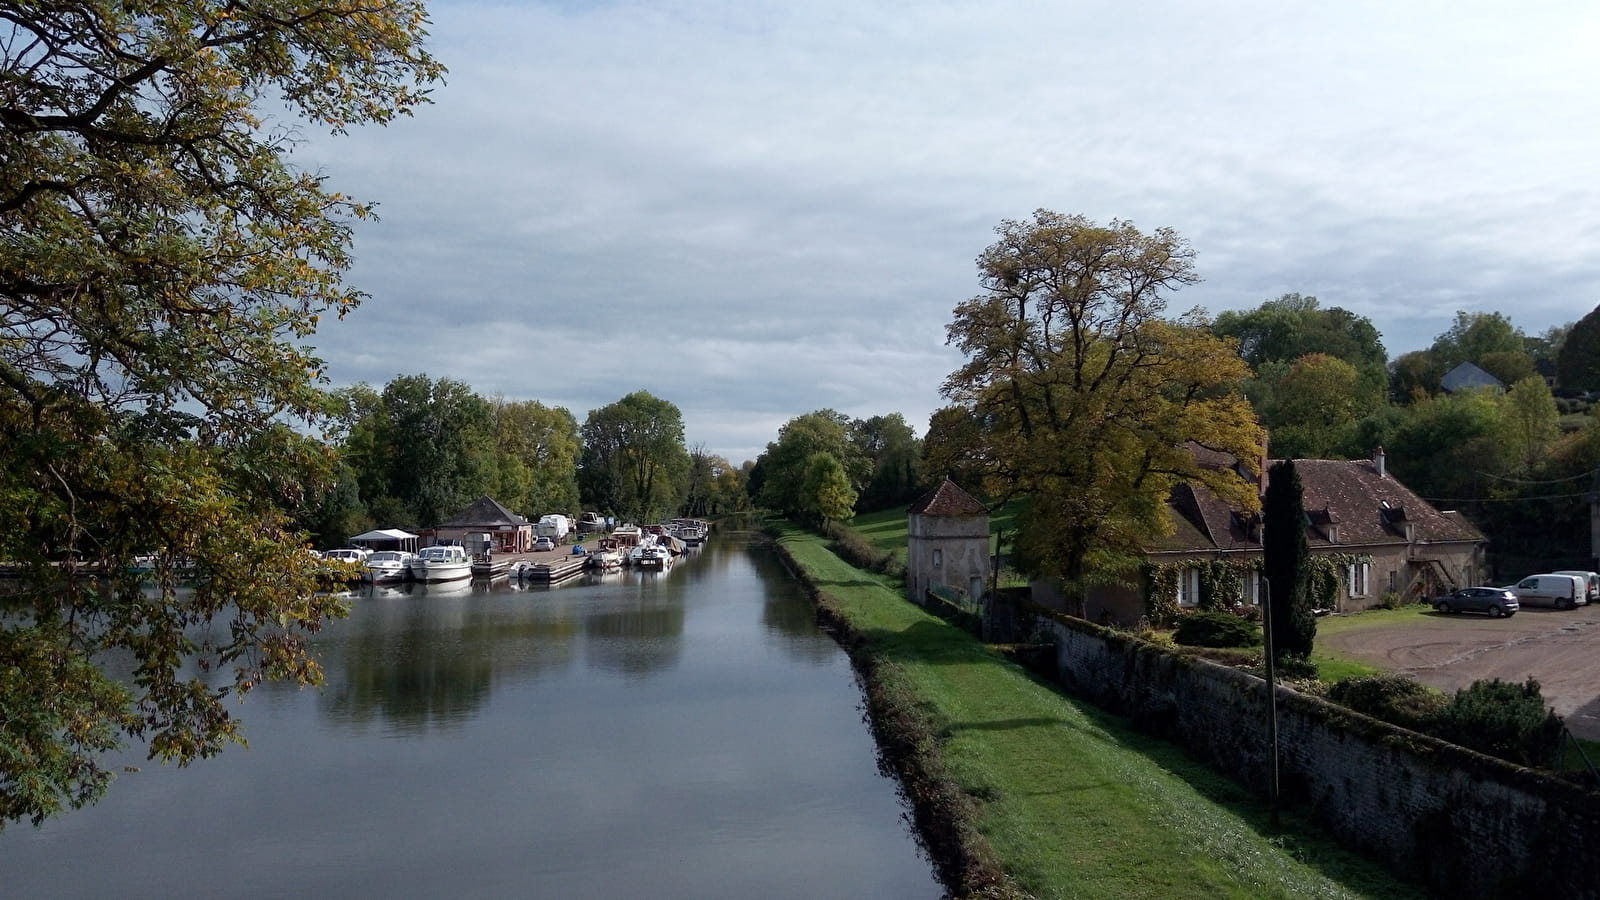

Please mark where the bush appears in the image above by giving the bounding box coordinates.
[822,521,906,580]
[1435,678,1565,768]
[1172,610,1261,649]
[1327,675,1447,732]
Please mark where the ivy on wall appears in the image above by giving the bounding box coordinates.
[1141,552,1370,626]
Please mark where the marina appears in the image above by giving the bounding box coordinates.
[0,534,940,899]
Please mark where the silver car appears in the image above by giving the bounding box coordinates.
[1433,587,1518,618]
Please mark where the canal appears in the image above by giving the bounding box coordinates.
[0,534,941,898]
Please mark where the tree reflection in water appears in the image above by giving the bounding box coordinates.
[319,583,579,733]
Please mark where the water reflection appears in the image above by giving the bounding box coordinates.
[319,588,580,733]
[0,534,941,899]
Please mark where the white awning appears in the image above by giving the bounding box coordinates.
[349,528,419,542]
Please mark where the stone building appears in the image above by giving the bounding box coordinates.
[906,478,991,606]
[1045,446,1488,625]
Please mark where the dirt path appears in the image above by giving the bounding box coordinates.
[1320,604,1600,740]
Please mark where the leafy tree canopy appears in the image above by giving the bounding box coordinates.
[0,0,443,826]
[578,391,689,523]
[1429,310,1524,372]
[1557,304,1600,392]
[1213,293,1388,406]
[943,210,1264,611]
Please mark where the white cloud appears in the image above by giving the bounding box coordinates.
[292,0,1600,460]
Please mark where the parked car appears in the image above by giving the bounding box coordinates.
[1506,573,1586,610]
[533,536,556,552]
[1551,570,1600,605]
[1433,587,1519,618]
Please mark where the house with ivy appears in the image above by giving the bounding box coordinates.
[1045,447,1488,626]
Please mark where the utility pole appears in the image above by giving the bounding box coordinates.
[1260,577,1281,830]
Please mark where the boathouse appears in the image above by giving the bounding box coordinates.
[430,496,534,553]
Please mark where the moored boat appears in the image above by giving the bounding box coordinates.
[409,544,472,582]
[363,550,416,583]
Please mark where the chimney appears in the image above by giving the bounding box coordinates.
[1373,446,1386,478]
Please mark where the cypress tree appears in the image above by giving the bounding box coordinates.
[1264,459,1316,659]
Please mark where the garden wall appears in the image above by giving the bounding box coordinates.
[1032,608,1600,899]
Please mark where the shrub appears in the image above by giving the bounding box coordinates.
[1172,610,1261,649]
[1435,678,1565,768]
[1327,675,1447,732]
[823,521,906,580]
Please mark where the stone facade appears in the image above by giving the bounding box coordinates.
[906,480,990,606]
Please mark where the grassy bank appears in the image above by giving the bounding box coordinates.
[775,522,1416,900]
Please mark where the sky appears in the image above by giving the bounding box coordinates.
[292,0,1600,464]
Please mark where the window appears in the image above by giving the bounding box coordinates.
[932,549,943,569]
[1237,571,1260,606]
[1388,570,1397,593]
[1176,567,1202,608]
[1348,562,1371,598]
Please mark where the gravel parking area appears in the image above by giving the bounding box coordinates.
[1320,603,1600,740]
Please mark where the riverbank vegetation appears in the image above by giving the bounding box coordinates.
[772,522,1418,900]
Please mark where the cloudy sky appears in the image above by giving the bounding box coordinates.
[293,0,1600,464]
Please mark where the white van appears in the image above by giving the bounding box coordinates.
[1508,573,1587,610]
[1551,570,1600,605]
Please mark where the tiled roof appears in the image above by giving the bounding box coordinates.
[908,478,989,517]
[439,495,529,528]
[1156,455,1484,555]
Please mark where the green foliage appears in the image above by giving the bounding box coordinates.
[1435,678,1566,768]
[1215,294,1388,419]
[803,452,859,524]
[680,447,750,518]
[755,409,865,521]
[0,0,440,826]
[1264,460,1316,659]
[578,391,690,523]
[1430,310,1525,373]
[1255,353,1367,459]
[851,413,924,512]
[1327,675,1565,768]
[1172,611,1261,648]
[1557,303,1600,392]
[942,211,1264,615]
[1327,675,1448,733]
[490,398,581,517]
[823,521,907,580]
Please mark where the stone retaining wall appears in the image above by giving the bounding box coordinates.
[1034,608,1600,899]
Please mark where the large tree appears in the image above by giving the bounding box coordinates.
[578,391,690,523]
[942,211,1264,612]
[754,409,865,520]
[849,413,923,512]
[491,398,580,518]
[1557,304,1600,392]
[1430,310,1525,372]
[1213,293,1388,407]
[0,1,443,826]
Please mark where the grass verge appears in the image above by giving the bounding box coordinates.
[771,521,1419,900]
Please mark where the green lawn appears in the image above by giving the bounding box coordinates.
[850,497,1024,560]
[775,522,1417,900]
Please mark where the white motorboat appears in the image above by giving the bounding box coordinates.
[632,542,672,570]
[409,544,472,583]
[363,550,416,583]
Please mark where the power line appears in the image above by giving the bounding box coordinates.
[1421,491,1593,504]
[1472,469,1595,485]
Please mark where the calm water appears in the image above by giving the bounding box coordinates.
[0,535,940,898]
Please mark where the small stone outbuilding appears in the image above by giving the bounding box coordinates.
[907,479,991,606]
